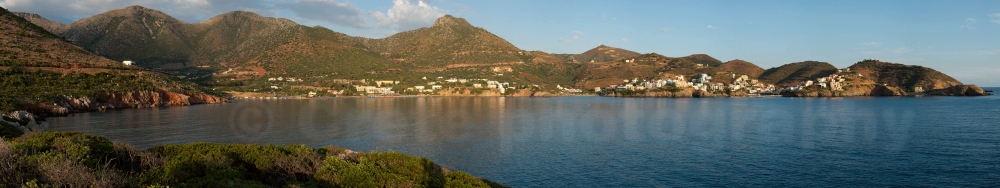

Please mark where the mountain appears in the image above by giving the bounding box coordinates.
[758,61,838,86]
[0,8,120,67]
[59,6,198,68]
[363,15,527,67]
[847,59,961,90]
[568,45,642,63]
[12,12,66,34]
[0,6,224,117]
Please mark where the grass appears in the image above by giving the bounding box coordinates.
[0,131,506,188]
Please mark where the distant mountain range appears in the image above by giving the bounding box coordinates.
[10,5,965,93]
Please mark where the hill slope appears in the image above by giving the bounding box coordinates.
[848,59,961,90]
[714,59,764,77]
[59,5,195,68]
[359,15,526,67]
[1,8,120,67]
[12,12,66,34]
[759,61,838,86]
[572,45,642,62]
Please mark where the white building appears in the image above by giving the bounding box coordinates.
[122,60,133,66]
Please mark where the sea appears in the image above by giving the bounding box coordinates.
[49,88,1000,187]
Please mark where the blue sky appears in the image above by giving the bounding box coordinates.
[2,0,999,86]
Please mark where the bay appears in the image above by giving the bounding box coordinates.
[49,90,1000,187]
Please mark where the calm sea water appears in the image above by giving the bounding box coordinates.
[50,89,1000,187]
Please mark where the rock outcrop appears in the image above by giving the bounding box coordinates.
[926,85,990,96]
[4,111,49,132]
[22,90,228,119]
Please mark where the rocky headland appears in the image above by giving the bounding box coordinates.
[925,85,991,96]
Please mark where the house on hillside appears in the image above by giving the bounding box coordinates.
[122,60,133,66]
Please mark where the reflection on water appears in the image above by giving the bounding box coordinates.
[49,95,1000,187]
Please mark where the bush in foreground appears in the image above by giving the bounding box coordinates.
[0,131,505,188]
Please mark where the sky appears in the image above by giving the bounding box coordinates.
[2,0,999,86]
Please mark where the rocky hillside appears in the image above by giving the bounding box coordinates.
[1,7,121,68]
[59,6,194,67]
[714,59,764,78]
[0,6,225,118]
[759,61,839,86]
[11,12,66,34]
[848,59,961,90]
[362,15,527,67]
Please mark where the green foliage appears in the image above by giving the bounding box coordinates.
[0,68,159,112]
[1,131,503,187]
[759,61,838,86]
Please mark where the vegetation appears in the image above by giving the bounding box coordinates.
[0,68,157,113]
[0,131,505,187]
[0,66,221,114]
[713,59,765,78]
[758,61,838,86]
[568,45,642,63]
[848,59,961,90]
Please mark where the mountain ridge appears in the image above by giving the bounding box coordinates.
[10,5,975,95]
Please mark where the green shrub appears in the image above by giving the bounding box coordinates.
[1,132,504,187]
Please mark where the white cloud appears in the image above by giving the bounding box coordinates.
[961,25,976,30]
[966,18,977,22]
[860,42,882,47]
[991,13,1000,24]
[558,31,584,42]
[706,25,715,29]
[278,0,368,29]
[371,0,446,33]
[610,38,628,43]
[659,27,673,33]
[893,47,912,54]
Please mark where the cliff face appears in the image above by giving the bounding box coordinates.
[27,90,228,118]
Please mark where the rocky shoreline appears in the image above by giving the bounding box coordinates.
[5,90,228,126]
[600,84,992,98]
[783,84,991,97]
